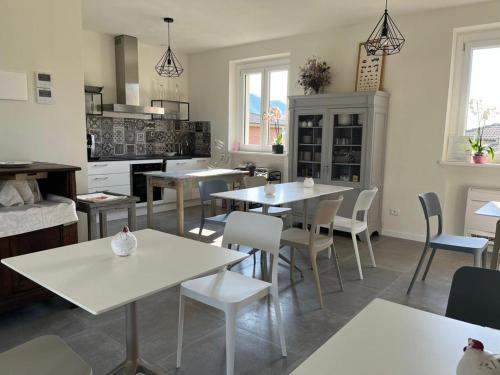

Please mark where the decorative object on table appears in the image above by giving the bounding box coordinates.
[155,17,184,78]
[356,42,385,91]
[457,338,500,374]
[468,99,496,164]
[303,177,315,188]
[111,226,137,257]
[264,107,285,154]
[208,139,230,168]
[298,57,331,95]
[264,182,276,196]
[365,0,405,56]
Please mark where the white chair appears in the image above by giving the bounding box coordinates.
[0,335,92,375]
[243,176,292,219]
[281,197,344,309]
[176,211,286,375]
[332,187,378,280]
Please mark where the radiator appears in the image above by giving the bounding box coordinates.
[464,187,500,240]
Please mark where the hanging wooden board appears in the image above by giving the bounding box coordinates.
[355,43,385,91]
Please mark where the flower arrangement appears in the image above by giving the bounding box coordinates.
[468,98,496,164]
[263,107,284,153]
[298,57,331,95]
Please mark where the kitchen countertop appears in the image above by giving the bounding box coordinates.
[88,154,211,162]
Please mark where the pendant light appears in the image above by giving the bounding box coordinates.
[155,17,184,77]
[365,0,405,56]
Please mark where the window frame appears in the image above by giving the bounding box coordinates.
[444,23,500,163]
[235,58,290,153]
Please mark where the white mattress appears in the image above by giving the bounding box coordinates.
[0,194,78,238]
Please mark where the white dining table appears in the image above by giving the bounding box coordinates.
[475,201,500,269]
[292,298,500,375]
[212,182,352,278]
[1,229,248,375]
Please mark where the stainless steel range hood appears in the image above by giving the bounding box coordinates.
[101,35,164,115]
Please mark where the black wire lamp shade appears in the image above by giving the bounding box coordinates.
[365,0,405,56]
[156,17,184,78]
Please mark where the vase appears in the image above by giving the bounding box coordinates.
[303,177,315,188]
[471,153,488,164]
[264,182,276,196]
[111,226,137,257]
[272,144,284,154]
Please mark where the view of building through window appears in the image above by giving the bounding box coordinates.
[465,46,500,155]
[242,68,288,147]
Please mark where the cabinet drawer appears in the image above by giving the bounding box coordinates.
[192,158,209,169]
[166,159,191,171]
[88,161,130,175]
[88,173,130,188]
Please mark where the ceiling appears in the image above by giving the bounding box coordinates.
[82,0,490,54]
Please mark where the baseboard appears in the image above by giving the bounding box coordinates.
[380,228,425,242]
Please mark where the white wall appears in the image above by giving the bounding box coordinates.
[0,0,87,192]
[83,30,189,105]
[188,1,500,240]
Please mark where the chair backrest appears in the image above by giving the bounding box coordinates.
[419,192,443,239]
[352,187,378,222]
[243,175,267,188]
[311,197,344,243]
[222,211,283,285]
[198,179,228,203]
[446,266,500,330]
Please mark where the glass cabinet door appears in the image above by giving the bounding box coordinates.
[330,110,366,185]
[295,113,325,180]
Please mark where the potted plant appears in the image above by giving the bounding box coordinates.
[298,56,331,95]
[468,99,496,164]
[264,107,284,154]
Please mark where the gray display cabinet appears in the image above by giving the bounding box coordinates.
[288,91,389,234]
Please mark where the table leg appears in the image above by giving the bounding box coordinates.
[490,220,500,270]
[107,302,166,375]
[303,200,308,230]
[176,180,185,237]
[261,205,269,280]
[87,209,97,241]
[147,176,155,229]
[128,203,137,232]
[99,211,108,238]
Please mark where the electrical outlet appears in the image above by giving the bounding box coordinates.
[389,208,401,216]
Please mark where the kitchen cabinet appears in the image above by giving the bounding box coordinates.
[288,91,389,234]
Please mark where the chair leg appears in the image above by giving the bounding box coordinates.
[271,288,287,357]
[290,247,295,281]
[331,244,344,291]
[407,244,430,294]
[225,308,237,375]
[421,248,436,281]
[327,247,332,259]
[365,229,376,268]
[482,249,487,268]
[351,232,364,280]
[310,252,324,308]
[176,294,186,368]
[198,219,205,238]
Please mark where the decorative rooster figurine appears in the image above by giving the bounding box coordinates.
[457,338,500,374]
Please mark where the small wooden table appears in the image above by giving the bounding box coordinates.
[144,168,248,236]
[77,192,139,240]
[475,201,500,269]
[1,229,248,375]
[291,298,500,375]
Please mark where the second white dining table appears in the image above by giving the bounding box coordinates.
[1,229,248,375]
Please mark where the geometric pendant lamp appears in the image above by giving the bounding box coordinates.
[365,0,405,56]
[155,17,184,77]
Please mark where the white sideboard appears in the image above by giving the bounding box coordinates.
[465,187,500,240]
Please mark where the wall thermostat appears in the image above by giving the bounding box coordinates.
[35,71,53,104]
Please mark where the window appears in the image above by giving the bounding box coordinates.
[236,58,289,152]
[445,24,500,162]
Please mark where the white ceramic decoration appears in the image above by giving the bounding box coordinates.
[264,182,276,196]
[111,226,137,257]
[457,338,500,375]
[303,177,315,188]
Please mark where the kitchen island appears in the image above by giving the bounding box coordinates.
[145,168,248,236]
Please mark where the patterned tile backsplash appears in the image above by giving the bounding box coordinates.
[86,116,211,157]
